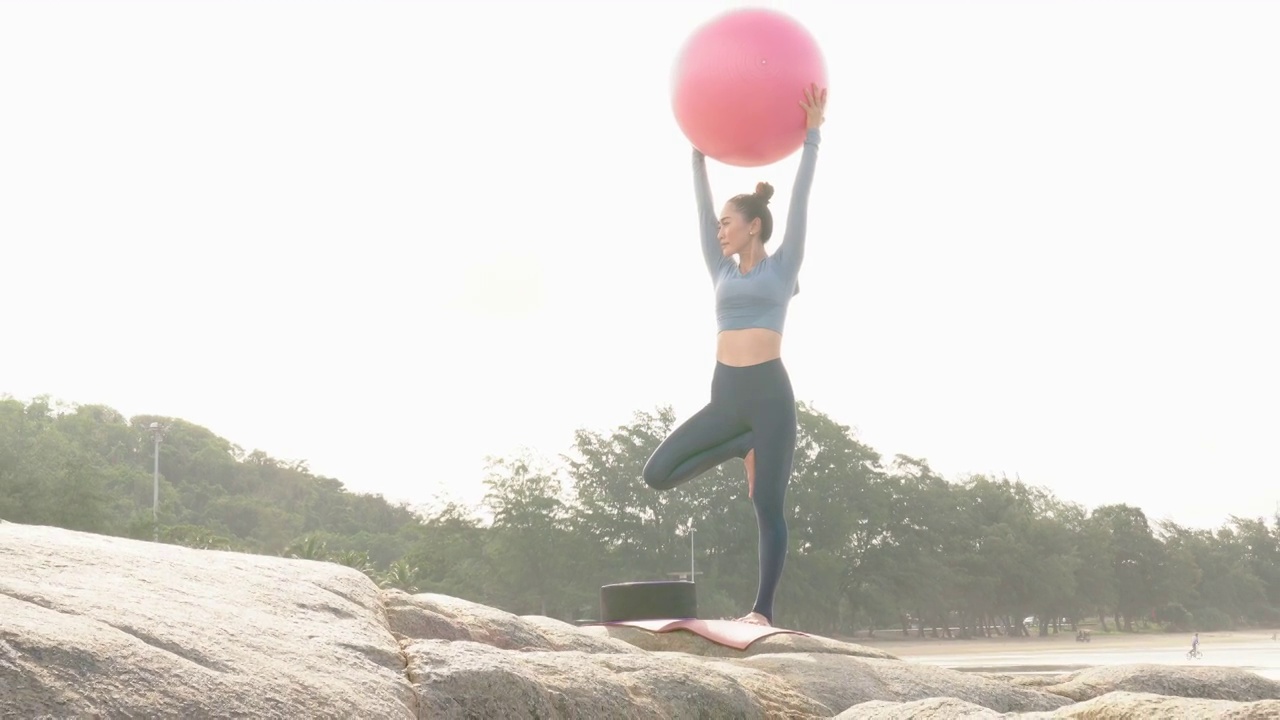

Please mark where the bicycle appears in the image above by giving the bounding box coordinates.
[1186,648,1203,660]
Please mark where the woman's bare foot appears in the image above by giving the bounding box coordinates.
[745,449,756,498]
[735,611,771,626]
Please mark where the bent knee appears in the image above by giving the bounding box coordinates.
[642,457,670,490]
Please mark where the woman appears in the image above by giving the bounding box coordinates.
[643,83,827,627]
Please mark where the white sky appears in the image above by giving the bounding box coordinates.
[2,0,1277,531]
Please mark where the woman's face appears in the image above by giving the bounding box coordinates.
[718,203,759,258]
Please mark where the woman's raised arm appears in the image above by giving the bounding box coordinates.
[775,84,827,278]
[692,147,725,279]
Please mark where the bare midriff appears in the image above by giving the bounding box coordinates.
[716,328,784,367]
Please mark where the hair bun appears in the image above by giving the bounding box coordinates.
[753,182,775,204]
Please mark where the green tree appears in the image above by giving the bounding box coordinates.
[381,558,420,593]
[404,501,493,601]
[482,453,576,617]
[1092,504,1165,631]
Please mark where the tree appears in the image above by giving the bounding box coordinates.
[5,393,1280,637]
[482,452,577,617]
[403,501,492,602]
[1092,504,1165,631]
[380,559,420,593]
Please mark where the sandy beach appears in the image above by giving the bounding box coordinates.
[844,628,1280,681]
[851,628,1279,657]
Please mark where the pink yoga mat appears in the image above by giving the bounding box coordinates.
[597,618,809,650]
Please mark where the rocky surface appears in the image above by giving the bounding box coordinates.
[3,520,1279,719]
[1039,663,1280,703]
[0,521,416,718]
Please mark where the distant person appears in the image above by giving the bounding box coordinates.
[643,83,828,628]
[1191,632,1200,653]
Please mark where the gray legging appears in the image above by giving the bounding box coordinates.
[642,358,797,624]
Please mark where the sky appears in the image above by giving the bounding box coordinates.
[2,0,1277,531]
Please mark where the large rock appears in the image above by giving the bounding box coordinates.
[711,654,1071,715]
[405,639,831,719]
[0,521,416,719]
[402,642,1069,719]
[835,697,1005,718]
[840,692,1280,719]
[383,590,644,654]
[5,520,1280,719]
[1040,663,1280,702]
[1026,690,1280,718]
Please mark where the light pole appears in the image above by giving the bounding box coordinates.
[146,421,167,540]
[690,517,695,583]
[666,518,702,585]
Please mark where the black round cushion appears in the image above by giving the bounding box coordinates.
[600,580,697,622]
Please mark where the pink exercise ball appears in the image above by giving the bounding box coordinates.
[671,8,827,167]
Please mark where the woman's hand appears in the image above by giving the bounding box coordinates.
[800,83,827,130]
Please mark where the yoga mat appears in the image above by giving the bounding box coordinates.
[595,617,809,650]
